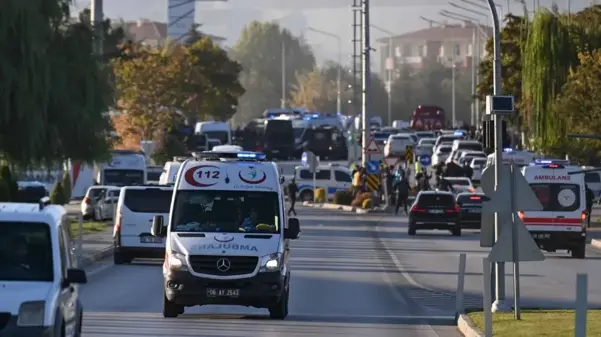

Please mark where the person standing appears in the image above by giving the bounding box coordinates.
[586,186,595,228]
[394,178,410,215]
[287,179,298,216]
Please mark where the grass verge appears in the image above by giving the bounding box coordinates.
[467,310,601,337]
[69,221,108,237]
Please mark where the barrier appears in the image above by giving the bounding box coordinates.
[366,173,380,192]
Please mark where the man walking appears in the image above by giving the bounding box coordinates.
[287,178,298,216]
[394,177,410,215]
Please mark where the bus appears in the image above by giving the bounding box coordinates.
[97,150,147,186]
[410,105,446,130]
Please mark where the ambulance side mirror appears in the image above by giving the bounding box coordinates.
[151,216,166,237]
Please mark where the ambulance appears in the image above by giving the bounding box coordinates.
[521,159,587,258]
[149,151,300,318]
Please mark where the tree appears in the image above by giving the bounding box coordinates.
[551,51,601,163]
[477,14,529,128]
[523,9,575,149]
[185,23,204,46]
[77,9,132,61]
[50,181,67,205]
[61,171,72,201]
[0,1,114,166]
[233,21,316,121]
[0,165,18,202]
[291,66,337,111]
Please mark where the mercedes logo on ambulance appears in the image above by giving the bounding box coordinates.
[216,258,231,272]
[214,234,234,243]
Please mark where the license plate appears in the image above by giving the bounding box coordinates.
[140,236,162,243]
[206,288,240,298]
[532,233,551,239]
[429,209,443,214]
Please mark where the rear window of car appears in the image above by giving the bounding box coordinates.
[417,194,455,207]
[529,183,581,212]
[437,147,452,153]
[392,135,410,140]
[457,194,484,206]
[123,189,173,213]
[585,173,600,183]
[87,188,105,198]
[458,143,483,152]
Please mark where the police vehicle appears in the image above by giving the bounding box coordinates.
[289,164,352,202]
[150,151,301,318]
[521,159,587,258]
[0,199,87,336]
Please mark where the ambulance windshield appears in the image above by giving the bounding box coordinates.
[529,183,580,212]
[171,190,280,234]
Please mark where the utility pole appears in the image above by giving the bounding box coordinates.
[352,0,363,117]
[470,27,476,126]
[91,0,104,55]
[452,64,456,128]
[361,0,371,166]
[281,41,286,108]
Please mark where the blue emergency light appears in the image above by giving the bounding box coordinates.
[237,152,266,160]
[503,147,513,152]
[530,159,569,166]
[454,130,464,136]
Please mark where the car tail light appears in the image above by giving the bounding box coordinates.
[411,206,427,213]
[115,211,123,233]
[518,210,524,220]
[447,205,460,213]
[581,210,588,221]
[83,197,90,205]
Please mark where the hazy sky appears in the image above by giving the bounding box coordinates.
[74,0,593,71]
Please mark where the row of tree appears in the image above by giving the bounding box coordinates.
[476,6,601,164]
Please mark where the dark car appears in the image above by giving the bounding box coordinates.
[456,192,488,229]
[408,190,461,236]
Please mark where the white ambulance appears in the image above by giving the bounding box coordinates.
[149,151,300,319]
[521,160,587,258]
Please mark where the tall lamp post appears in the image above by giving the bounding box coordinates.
[371,24,396,126]
[307,27,342,114]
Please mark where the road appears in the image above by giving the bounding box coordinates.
[374,212,601,311]
[79,206,460,337]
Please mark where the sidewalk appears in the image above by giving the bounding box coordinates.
[73,226,113,268]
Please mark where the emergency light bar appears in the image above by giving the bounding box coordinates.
[503,147,513,152]
[531,159,571,166]
[194,151,267,161]
[453,131,464,136]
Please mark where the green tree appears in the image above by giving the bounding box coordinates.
[0,165,18,201]
[477,14,529,127]
[552,51,601,163]
[233,21,316,121]
[523,9,575,149]
[291,66,338,111]
[50,181,67,205]
[151,123,189,165]
[77,9,132,61]
[61,171,72,201]
[0,1,114,166]
[184,23,204,46]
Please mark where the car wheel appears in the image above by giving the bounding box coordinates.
[74,311,83,337]
[451,224,462,236]
[571,243,586,259]
[269,288,289,319]
[408,223,416,236]
[300,190,313,202]
[113,249,132,265]
[163,293,183,318]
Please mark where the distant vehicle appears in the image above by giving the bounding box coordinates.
[212,145,243,152]
[456,193,487,229]
[147,166,162,184]
[408,190,461,236]
[98,150,147,187]
[194,122,231,151]
[262,107,305,119]
[410,105,446,130]
[264,119,295,159]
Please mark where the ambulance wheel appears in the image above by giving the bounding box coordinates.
[269,288,289,319]
[571,244,585,259]
[113,249,132,265]
[163,293,183,318]
[300,190,313,202]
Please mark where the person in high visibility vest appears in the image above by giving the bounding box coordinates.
[414,161,422,175]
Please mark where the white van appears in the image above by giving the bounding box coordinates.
[195,121,231,147]
[159,162,182,185]
[486,150,535,168]
[113,185,174,264]
[149,151,300,318]
[0,200,87,336]
[521,161,587,258]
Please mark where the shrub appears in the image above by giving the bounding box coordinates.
[362,198,373,209]
[61,171,72,201]
[50,182,67,205]
[314,188,326,203]
[0,177,9,202]
[333,190,353,205]
[0,165,18,201]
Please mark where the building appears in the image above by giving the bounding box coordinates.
[376,22,492,77]
[120,19,227,48]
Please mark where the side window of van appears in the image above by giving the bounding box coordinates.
[335,171,352,182]
[298,169,312,179]
[315,170,331,180]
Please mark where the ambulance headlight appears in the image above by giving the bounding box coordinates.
[167,251,188,271]
[17,301,45,327]
[260,253,282,272]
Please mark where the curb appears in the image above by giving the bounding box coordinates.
[78,245,113,269]
[457,314,485,337]
[591,239,601,250]
[302,201,383,214]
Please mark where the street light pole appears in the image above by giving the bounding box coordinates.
[452,64,456,127]
[281,41,286,108]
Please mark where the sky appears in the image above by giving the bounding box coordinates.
[74,0,595,72]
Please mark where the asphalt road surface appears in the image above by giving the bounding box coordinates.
[79,206,460,337]
[374,212,601,311]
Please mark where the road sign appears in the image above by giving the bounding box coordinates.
[366,160,380,174]
[383,157,399,167]
[302,151,319,174]
[366,138,381,154]
[488,217,545,262]
[418,154,431,166]
[405,146,414,163]
[366,173,380,192]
